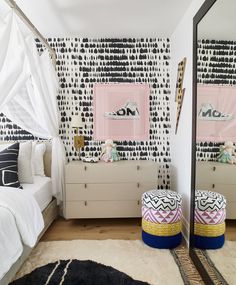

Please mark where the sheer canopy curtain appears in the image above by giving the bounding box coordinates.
[0,11,65,202]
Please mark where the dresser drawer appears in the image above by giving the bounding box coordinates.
[196,162,236,184]
[66,160,158,183]
[66,182,157,201]
[196,183,236,202]
[65,201,142,219]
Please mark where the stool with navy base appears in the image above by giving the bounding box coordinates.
[194,190,226,249]
[141,189,182,249]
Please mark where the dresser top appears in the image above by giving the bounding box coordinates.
[196,161,236,168]
[67,159,157,166]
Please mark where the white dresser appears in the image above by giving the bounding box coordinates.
[196,161,236,219]
[65,160,158,219]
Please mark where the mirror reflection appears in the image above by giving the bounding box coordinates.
[194,0,236,283]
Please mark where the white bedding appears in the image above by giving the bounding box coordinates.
[0,187,44,280]
[22,176,52,211]
[0,208,23,280]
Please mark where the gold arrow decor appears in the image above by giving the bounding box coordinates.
[175,57,187,134]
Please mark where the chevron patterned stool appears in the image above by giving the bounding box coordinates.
[141,189,182,249]
[194,190,227,249]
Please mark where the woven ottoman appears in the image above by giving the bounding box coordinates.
[141,189,182,249]
[194,190,226,249]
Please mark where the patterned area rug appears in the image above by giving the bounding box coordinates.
[171,248,204,285]
[12,240,203,285]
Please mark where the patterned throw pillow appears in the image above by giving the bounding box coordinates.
[0,143,22,189]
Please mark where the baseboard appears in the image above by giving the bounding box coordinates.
[182,216,189,247]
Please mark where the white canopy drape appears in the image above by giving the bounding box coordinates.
[0,11,65,202]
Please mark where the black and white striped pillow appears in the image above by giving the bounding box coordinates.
[0,143,22,189]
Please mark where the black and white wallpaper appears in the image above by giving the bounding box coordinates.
[196,39,236,161]
[0,38,171,188]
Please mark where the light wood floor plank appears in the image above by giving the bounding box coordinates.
[225,220,236,241]
[41,218,142,241]
[41,218,236,242]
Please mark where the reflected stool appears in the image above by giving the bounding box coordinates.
[194,190,226,249]
[141,189,182,249]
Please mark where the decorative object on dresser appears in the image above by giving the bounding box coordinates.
[65,160,158,219]
[82,157,99,163]
[100,139,119,163]
[71,113,85,159]
[196,161,235,219]
[217,141,236,164]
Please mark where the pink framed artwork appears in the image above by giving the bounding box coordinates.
[197,84,236,142]
[93,83,150,141]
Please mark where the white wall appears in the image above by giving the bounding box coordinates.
[170,0,205,244]
[198,0,236,41]
[0,0,194,38]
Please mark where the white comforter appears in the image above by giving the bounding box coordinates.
[0,187,44,280]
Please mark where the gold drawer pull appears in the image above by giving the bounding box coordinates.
[137,200,140,205]
[84,184,87,189]
[84,201,87,206]
[213,166,216,171]
[84,166,87,171]
[137,182,140,188]
[212,184,215,189]
[137,165,140,170]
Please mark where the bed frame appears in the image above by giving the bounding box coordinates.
[0,142,59,285]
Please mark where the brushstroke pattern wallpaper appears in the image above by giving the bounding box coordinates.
[0,38,171,188]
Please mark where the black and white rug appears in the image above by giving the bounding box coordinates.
[10,259,149,285]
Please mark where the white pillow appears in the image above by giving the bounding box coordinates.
[18,141,34,183]
[32,142,46,176]
[0,141,34,183]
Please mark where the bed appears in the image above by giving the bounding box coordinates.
[0,142,58,285]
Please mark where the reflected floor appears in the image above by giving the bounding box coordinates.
[225,220,236,241]
[194,220,236,284]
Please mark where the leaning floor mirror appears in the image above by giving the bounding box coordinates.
[190,0,236,284]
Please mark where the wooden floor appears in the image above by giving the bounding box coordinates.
[41,218,142,241]
[225,220,236,241]
[41,217,236,242]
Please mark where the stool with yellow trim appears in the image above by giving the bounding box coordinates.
[141,189,182,249]
[194,190,226,249]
